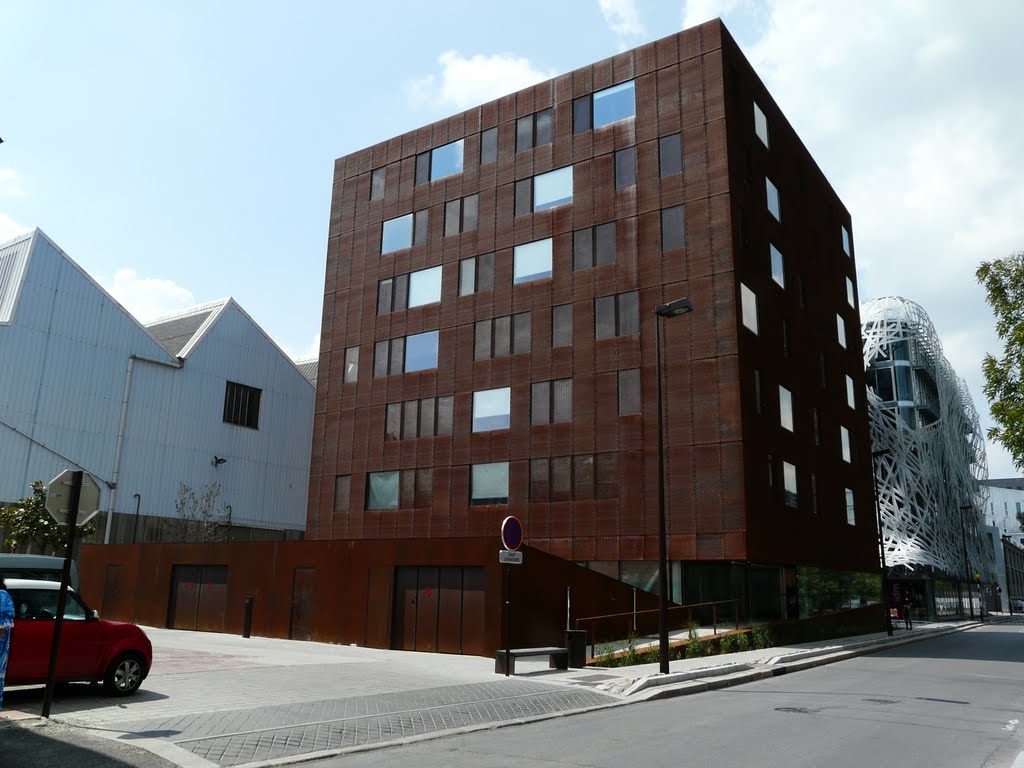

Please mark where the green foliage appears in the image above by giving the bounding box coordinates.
[751,623,774,650]
[0,480,96,554]
[719,634,737,654]
[977,253,1024,471]
[735,632,751,651]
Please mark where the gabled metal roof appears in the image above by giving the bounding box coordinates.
[144,300,228,356]
[294,359,318,385]
[0,230,35,324]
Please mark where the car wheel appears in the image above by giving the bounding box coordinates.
[103,653,146,696]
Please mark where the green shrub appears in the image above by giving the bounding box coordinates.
[720,634,737,654]
[735,631,751,651]
[752,623,774,650]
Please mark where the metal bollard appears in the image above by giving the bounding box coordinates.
[242,596,254,638]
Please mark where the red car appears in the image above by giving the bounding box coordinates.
[5,578,152,696]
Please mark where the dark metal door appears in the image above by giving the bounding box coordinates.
[414,567,440,652]
[391,567,418,650]
[196,566,228,632]
[461,567,486,656]
[289,567,316,641]
[168,565,202,629]
[437,568,463,653]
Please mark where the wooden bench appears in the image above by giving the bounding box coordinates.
[495,646,570,675]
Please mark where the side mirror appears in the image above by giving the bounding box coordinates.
[90,609,100,620]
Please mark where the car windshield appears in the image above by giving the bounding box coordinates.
[10,589,89,621]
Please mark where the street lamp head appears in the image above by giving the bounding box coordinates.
[655,297,693,318]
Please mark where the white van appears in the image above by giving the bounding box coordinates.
[0,553,80,590]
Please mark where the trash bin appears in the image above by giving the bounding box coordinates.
[565,629,587,668]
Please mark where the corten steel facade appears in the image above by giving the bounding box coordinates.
[309,20,878,617]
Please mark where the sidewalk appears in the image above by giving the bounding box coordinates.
[1,616,1007,768]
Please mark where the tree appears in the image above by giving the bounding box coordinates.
[166,482,229,543]
[977,252,1024,471]
[0,480,96,554]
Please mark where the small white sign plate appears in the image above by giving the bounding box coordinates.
[499,550,523,565]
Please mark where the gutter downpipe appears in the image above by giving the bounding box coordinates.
[104,354,183,543]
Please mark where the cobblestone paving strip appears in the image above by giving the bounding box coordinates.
[112,680,616,767]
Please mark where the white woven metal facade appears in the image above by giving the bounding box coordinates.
[861,297,993,582]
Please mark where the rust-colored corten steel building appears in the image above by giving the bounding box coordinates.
[309,19,878,624]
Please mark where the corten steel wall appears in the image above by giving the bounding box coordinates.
[80,539,658,652]
[308,19,878,576]
[718,35,877,572]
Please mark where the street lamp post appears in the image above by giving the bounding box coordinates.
[654,297,693,675]
[871,449,893,636]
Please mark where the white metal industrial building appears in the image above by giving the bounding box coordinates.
[0,229,314,542]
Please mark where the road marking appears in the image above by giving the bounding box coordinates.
[965,674,1024,681]
[1004,719,1019,732]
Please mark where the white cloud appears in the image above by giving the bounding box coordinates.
[682,0,745,30]
[600,0,646,37]
[405,51,556,111]
[286,331,321,363]
[0,211,30,243]
[99,268,195,324]
[0,169,25,197]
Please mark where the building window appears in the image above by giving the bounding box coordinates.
[415,139,464,185]
[661,205,685,251]
[741,283,758,334]
[377,266,442,314]
[595,291,639,340]
[516,108,553,152]
[841,427,851,463]
[471,462,509,505]
[405,330,439,372]
[846,276,856,308]
[812,407,820,446]
[381,210,428,254]
[370,168,385,201]
[480,127,498,165]
[754,101,769,147]
[618,369,641,415]
[810,473,818,514]
[344,346,359,384]
[459,253,494,296]
[783,461,798,507]
[532,378,573,424]
[846,375,856,409]
[753,369,762,415]
[473,387,511,432]
[367,471,398,510]
[766,178,780,221]
[845,488,856,525]
[516,166,573,214]
[615,147,637,189]
[223,381,261,429]
[475,313,531,359]
[334,475,350,513]
[552,303,573,347]
[837,313,847,348]
[574,223,616,269]
[779,386,794,431]
[530,453,619,501]
[574,80,636,133]
[659,133,682,176]
[770,244,785,288]
[385,396,453,440]
[374,332,439,377]
[514,238,553,283]
[842,225,852,257]
[444,194,479,236]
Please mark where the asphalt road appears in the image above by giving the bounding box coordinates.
[320,620,1024,768]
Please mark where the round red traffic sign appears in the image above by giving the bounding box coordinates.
[500,515,523,551]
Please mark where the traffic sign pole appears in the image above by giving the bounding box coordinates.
[41,470,81,719]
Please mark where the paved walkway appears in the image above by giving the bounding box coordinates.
[1,616,1009,767]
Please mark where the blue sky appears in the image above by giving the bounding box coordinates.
[2,1,1023,477]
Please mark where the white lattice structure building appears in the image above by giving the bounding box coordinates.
[861,297,993,613]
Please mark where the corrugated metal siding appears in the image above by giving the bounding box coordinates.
[0,233,33,324]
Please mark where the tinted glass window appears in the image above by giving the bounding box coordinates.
[516,116,534,152]
[370,168,386,201]
[553,379,572,423]
[595,223,616,265]
[573,228,593,270]
[436,396,453,436]
[551,456,572,502]
[445,200,461,236]
[618,291,639,335]
[459,258,476,296]
[615,147,637,189]
[659,134,682,176]
[754,102,769,147]
[770,244,785,288]
[530,458,550,502]
[514,239,553,283]
[573,95,591,133]
[471,462,509,505]
[514,312,531,353]
[533,167,573,211]
[367,471,399,510]
[741,284,758,334]
[408,267,441,308]
[481,127,498,165]
[515,178,532,217]
[593,81,635,128]
[766,178,781,220]
[344,346,359,383]
[536,108,553,146]
[385,403,401,441]
[473,387,511,431]
[618,369,641,415]
[595,296,615,340]
[415,152,430,186]
[431,139,464,180]
[661,206,685,251]
[463,194,478,231]
[381,214,413,254]
[405,330,439,372]
[413,210,428,245]
[552,304,572,347]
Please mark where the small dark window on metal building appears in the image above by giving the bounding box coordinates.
[480,127,498,165]
[223,381,261,429]
[659,134,682,177]
[370,168,386,201]
[615,147,637,189]
[517,108,553,152]
[573,223,616,269]
[661,205,686,251]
